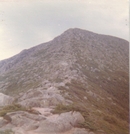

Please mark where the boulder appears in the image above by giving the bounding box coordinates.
[0,109,94,134]
[72,128,89,134]
[0,93,14,106]
[18,87,66,108]
[34,111,85,133]
[0,117,7,128]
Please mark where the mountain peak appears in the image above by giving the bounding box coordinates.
[64,28,82,32]
[53,28,96,43]
[0,28,129,134]
[62,28,94,35]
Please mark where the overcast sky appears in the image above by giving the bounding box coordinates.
[0,0,129,60]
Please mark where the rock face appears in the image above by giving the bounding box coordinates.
[34,111,85,133]
[0,109,87,134]
[0,28,129,134]
[0,93,14,106]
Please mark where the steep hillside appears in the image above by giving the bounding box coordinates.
[0,28,129,134]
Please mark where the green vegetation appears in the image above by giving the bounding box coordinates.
[53,103,80,113]
[0,104,27,117]
[0,130,14,134]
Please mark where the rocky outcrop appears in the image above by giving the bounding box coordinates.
[0,108,89,134]
[0,93,14,106]
[18,87,69,108]
[34,111,85,133]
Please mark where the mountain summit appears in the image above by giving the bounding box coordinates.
[0,28,129,134]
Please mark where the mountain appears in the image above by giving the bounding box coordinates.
[0,28,129,134]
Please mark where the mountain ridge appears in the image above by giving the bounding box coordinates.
[0,28,129,134]
[0,28,128,75]
[0,28,128,62]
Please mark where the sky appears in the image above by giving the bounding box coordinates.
[0,0,129,60]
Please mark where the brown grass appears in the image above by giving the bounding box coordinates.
[56,79,129,134]
[0,104,27,117]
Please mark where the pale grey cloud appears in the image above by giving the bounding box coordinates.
[0,0,129,60]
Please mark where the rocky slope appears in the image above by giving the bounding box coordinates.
[0,28,129,134]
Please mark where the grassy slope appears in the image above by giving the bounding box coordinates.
[55,78,129,134]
